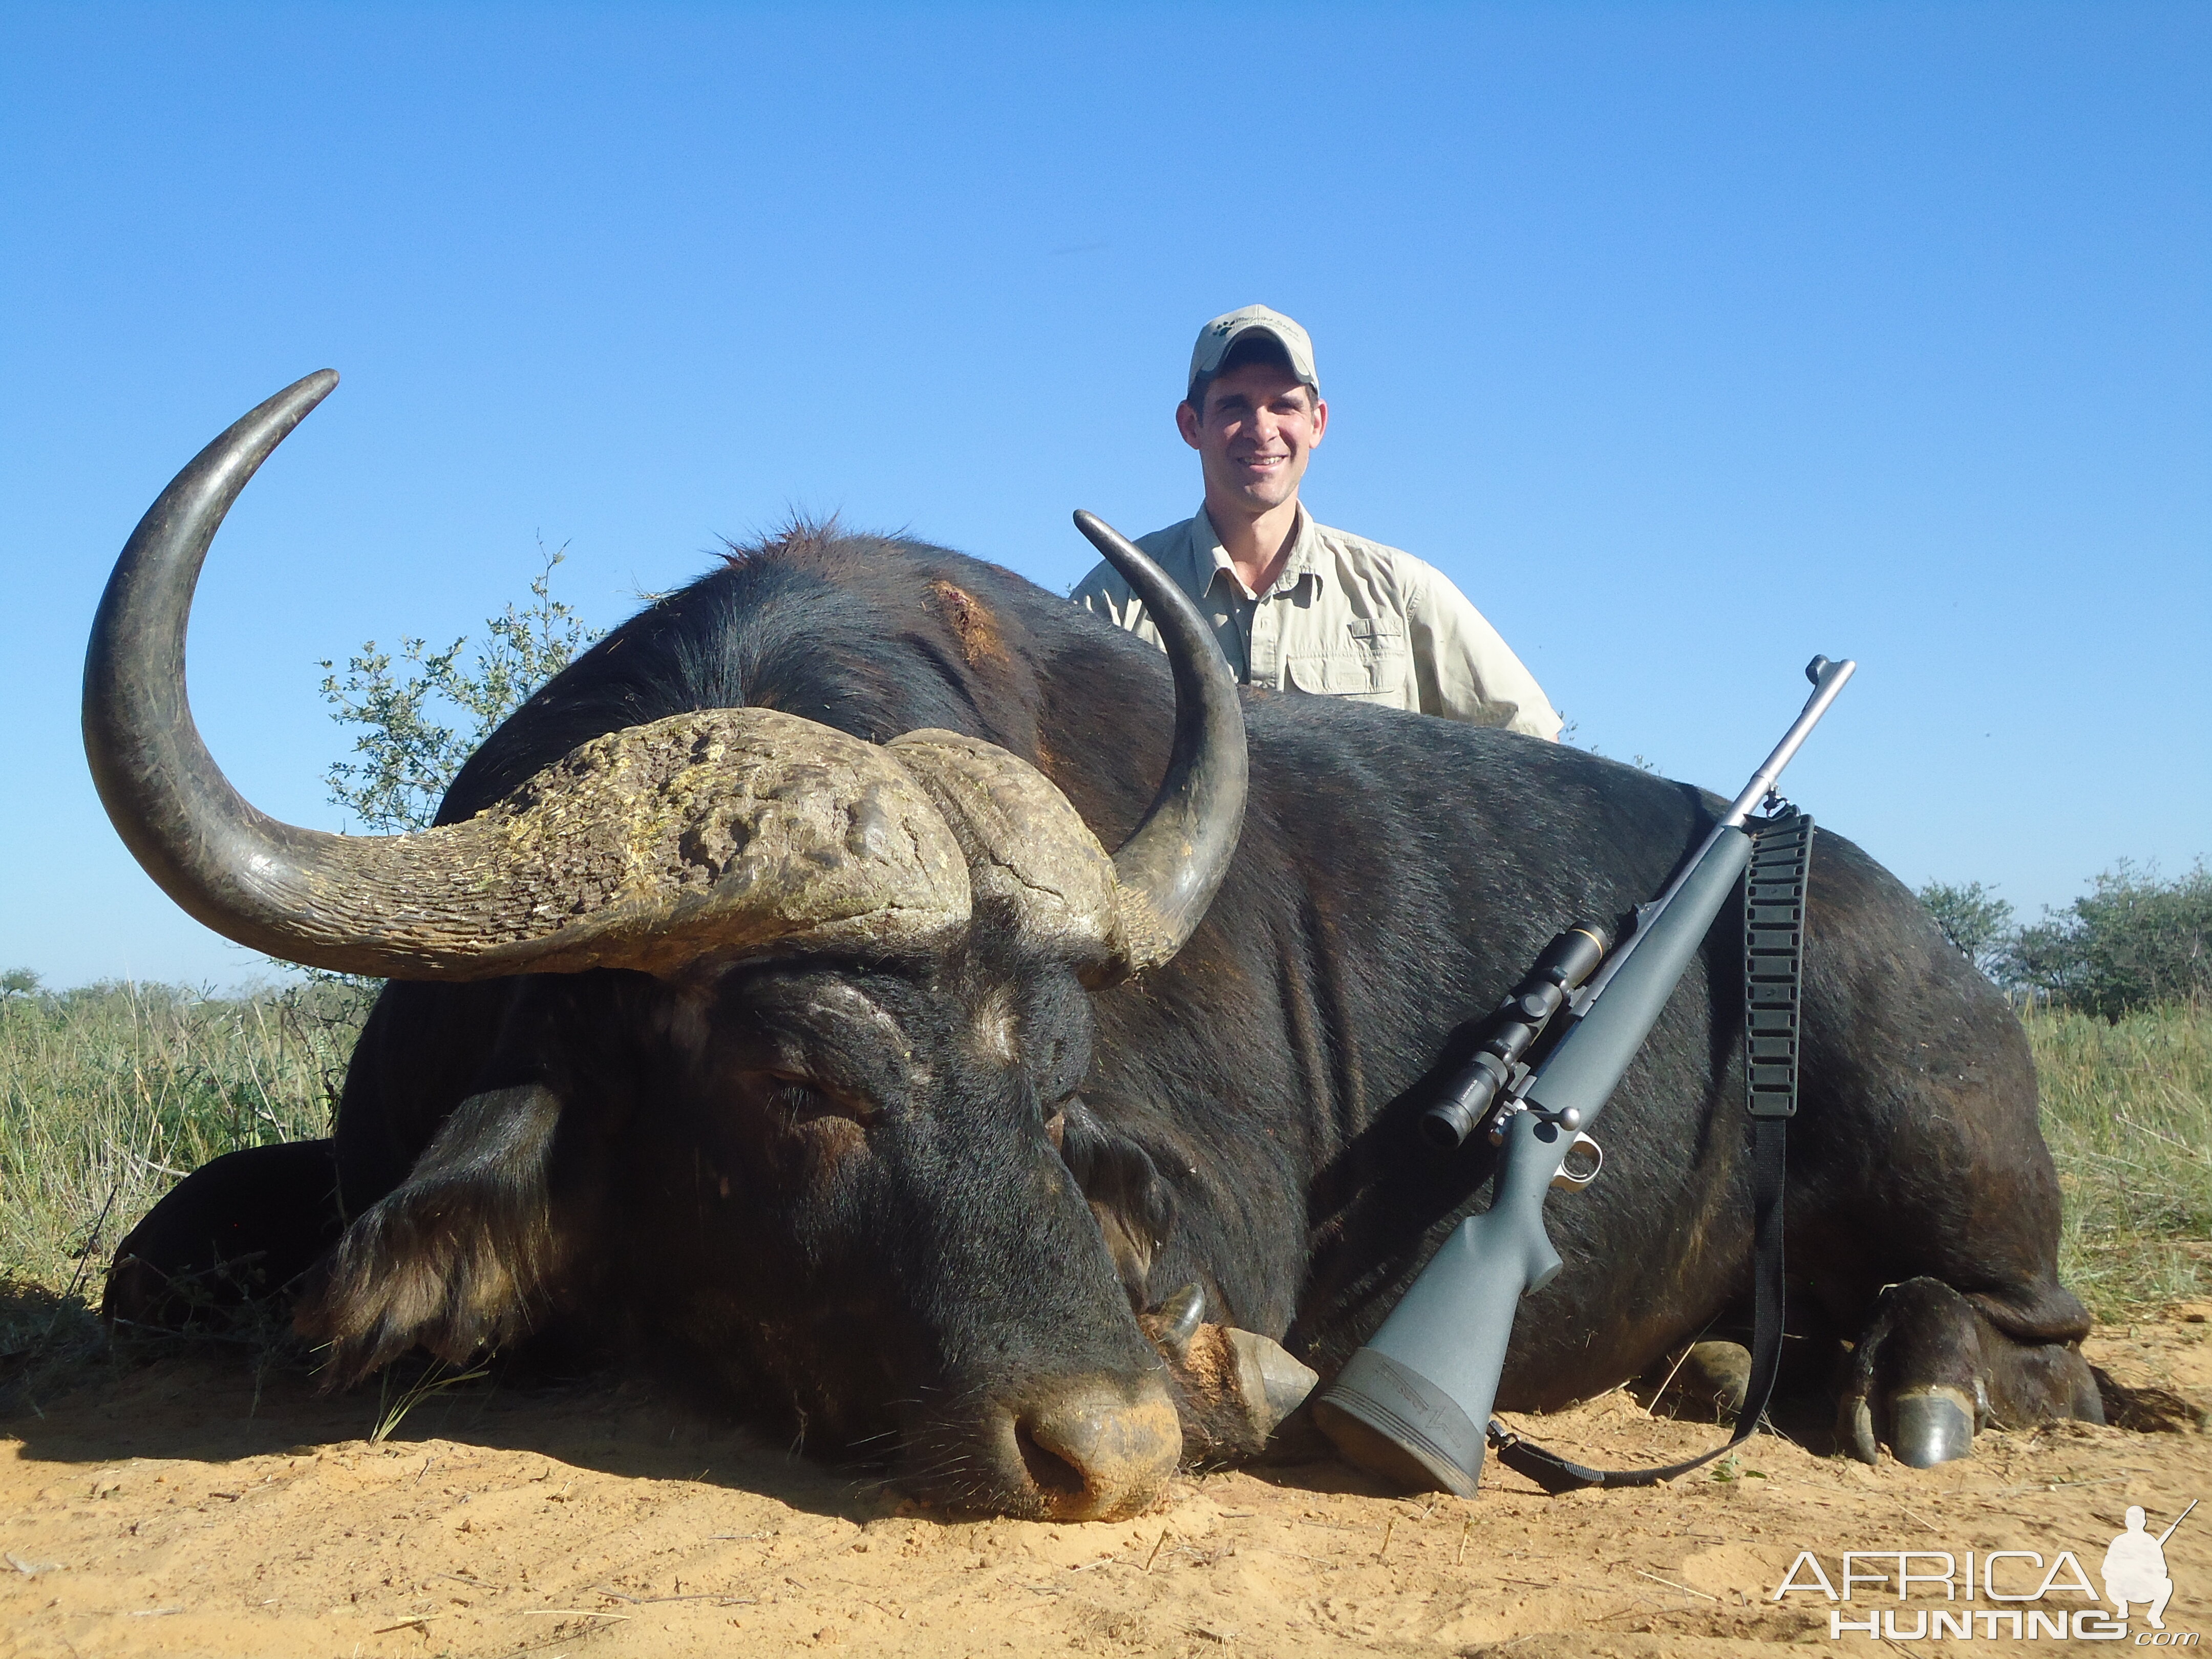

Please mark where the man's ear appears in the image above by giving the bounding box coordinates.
[1176,399,1204,451]
[1307,395,1327,445]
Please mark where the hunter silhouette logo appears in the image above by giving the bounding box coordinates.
[2106,1501,2193,1631]
[1770,1498,2198,1643]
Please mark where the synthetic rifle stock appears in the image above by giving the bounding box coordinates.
[1311,655,1856,1497]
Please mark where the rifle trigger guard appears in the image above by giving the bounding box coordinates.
[1550,1132,1603,1191]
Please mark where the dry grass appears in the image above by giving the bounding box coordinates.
[0,979,365,1386]
[2028,996,2212,1319]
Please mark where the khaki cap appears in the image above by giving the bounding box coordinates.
[1186,304,1320,400]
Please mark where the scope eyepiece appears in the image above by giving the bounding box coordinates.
[1418,1101,1478,1152]
[1420,1051,1508,1150]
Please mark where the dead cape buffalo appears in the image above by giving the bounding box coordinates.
[93,372,2101,1521]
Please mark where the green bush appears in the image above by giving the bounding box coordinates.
[307,544,603,1010]
[1921,862,2211,1019]
[320,545,600,835]
[1917,880,2016,980]
[2007,861,2212,1020]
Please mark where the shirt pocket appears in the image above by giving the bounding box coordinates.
[1285,626,1410,704]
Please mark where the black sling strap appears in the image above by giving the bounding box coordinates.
[1487,812,1813,1493]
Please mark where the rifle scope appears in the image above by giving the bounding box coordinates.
[1419,925,1610,1152]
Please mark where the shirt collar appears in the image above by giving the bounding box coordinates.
[1192,505,1323,602]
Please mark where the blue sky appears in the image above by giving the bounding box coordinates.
[3,2,2205,989]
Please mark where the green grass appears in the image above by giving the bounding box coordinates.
[0,979,365,1373]
[2027,997,2212,1320]
[0,981,2203,1371]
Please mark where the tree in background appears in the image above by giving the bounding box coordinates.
[306,546,602,1022]
[2005,861,2211,1022]
[1917,880,2016,981]
[321,545,602,834]
[1921,862,2212,1018]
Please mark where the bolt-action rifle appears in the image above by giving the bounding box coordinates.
[1312,655,1856,1496]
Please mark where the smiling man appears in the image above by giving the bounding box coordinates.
[1075,304,1560,737]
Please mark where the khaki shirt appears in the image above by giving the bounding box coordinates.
[1074,507,1562,740]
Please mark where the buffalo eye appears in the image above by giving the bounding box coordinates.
[762,1072,874,1128]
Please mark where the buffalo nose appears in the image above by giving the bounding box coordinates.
[1012,1376,1181,1522]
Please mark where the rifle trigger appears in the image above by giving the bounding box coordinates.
[1550,1132,1604,1192]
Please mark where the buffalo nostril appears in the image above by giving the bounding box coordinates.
[1014,1380,1180,1522]
[1012,1419,1088,1498]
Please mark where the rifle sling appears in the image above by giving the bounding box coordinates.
[1486,812,1813,1494]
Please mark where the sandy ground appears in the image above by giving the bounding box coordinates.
[3,1310,2207,1659]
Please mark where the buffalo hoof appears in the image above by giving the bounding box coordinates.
[1841,1394,1882,1465]
[1891,1386,1978,1468]
[1226,1328,1318,1439]
[1840,1277,1992,1467]
[1151,1321,1318,1461]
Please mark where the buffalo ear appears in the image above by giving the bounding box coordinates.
[296,1083,578,1388]
[1058,1098,1177,1304]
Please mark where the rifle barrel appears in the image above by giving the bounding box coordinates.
[1579,655,1854,1007]
[2157,1498,2198,1545]
[1720,655,1858,832]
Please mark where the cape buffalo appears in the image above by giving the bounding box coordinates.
[94,372,2102,1521]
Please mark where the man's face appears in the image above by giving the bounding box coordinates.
[1177,360,1328,516]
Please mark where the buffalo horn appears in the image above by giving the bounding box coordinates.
[83,372,973,979]
[1071,510,1249,971]
[884,729,1123,964]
